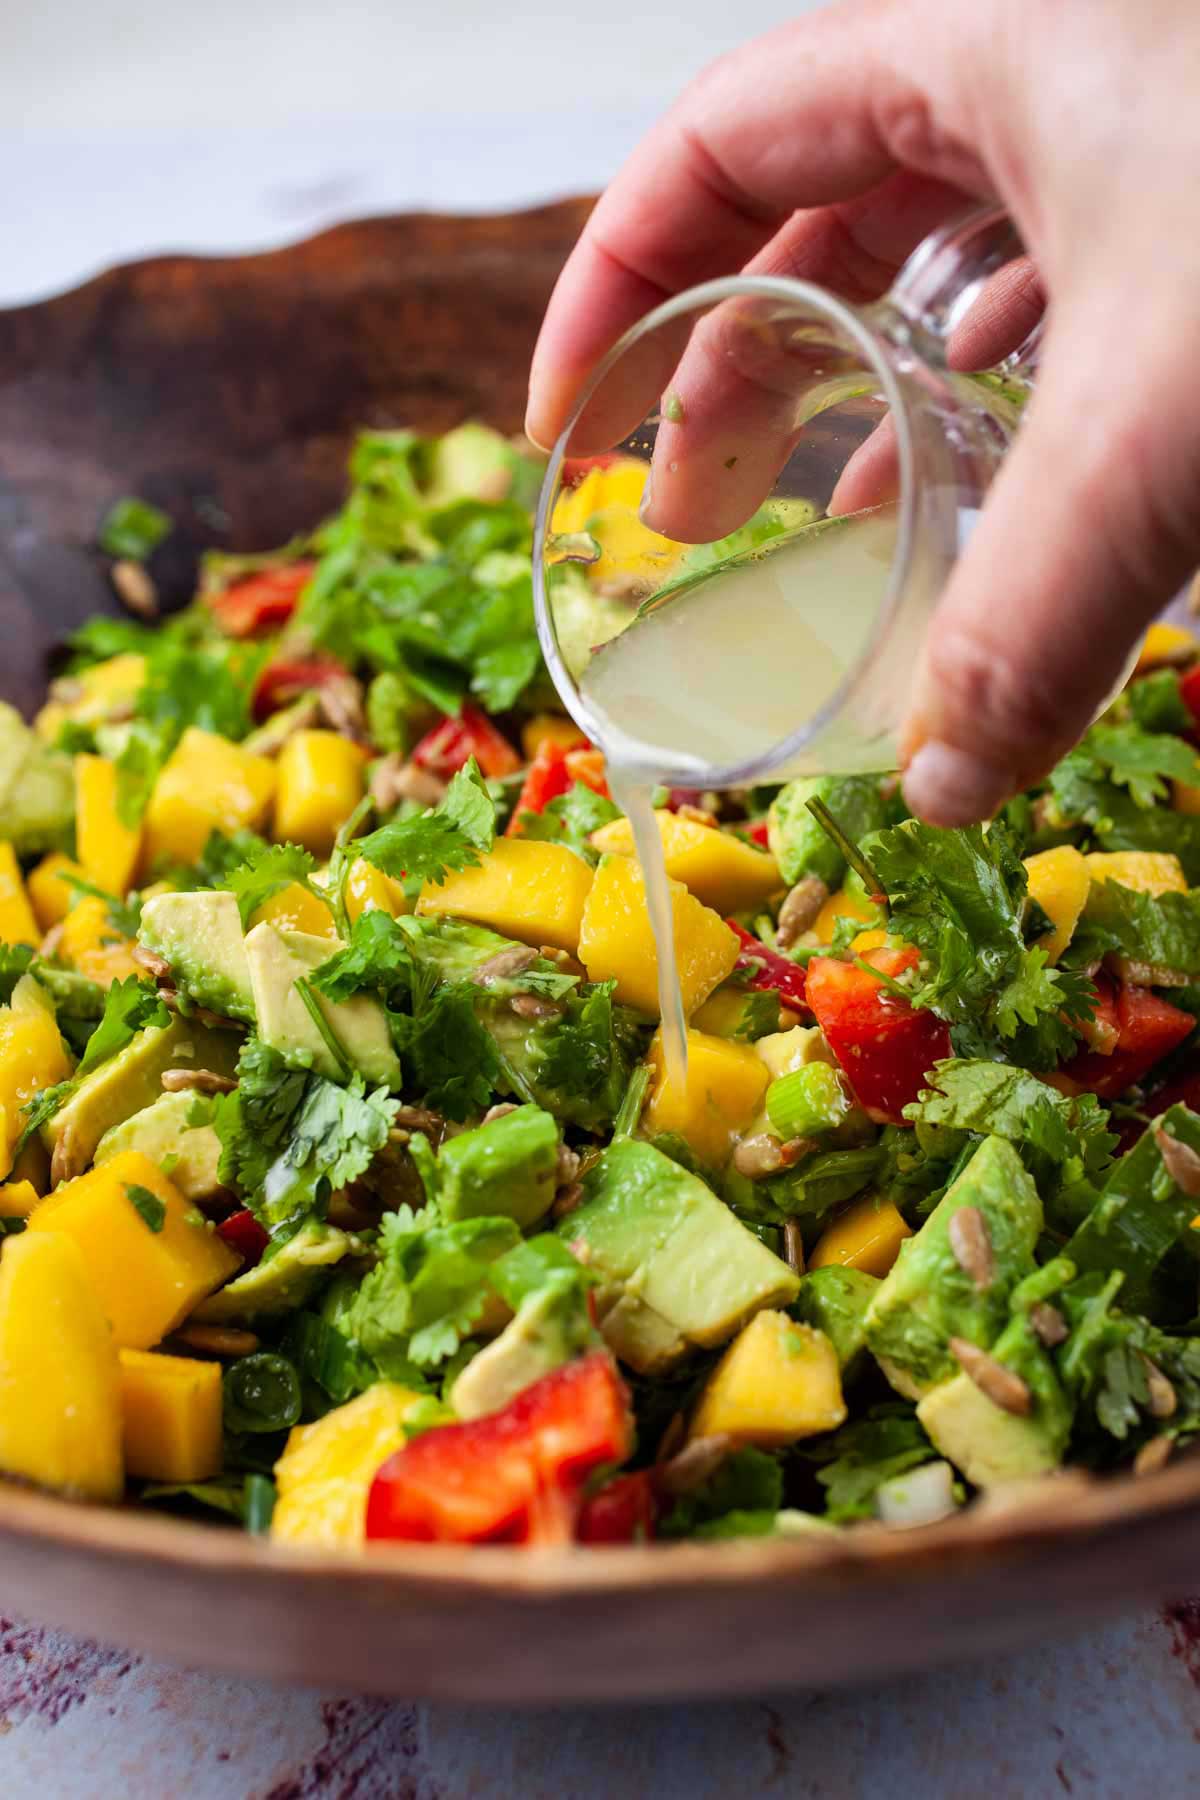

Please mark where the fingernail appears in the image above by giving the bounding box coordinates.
[637,467,656,526]
[901,741,1016,826]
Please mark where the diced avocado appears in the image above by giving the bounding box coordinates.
[439,1104,559,1230]
[767,774,889,888]
[423,423,519,507]
[592,1288,689,1373]
[917,1316,1071,1489]
[560,1139,799,1351]
[0,704,74,855]
[450,1273,596,1420]
[243,922,400,1087]
[754,1025,834,1081]
[192,1219,353,1322]
[864,1136,1042,1398]
[43,1016,240,1170]
[94,1090,222,1200]
[482,989,634,1132]
[140,890,256,1024]
[790,1266,879,1372]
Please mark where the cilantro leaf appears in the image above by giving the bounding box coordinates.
[0,945,35,1006]
[98,496,171,561]
[309,908,415,1003]
[62,874,143,939]
[213,1037,309,1205]
[516,780,620,860]
[906,1059,1118,1185]
[389,982,500,1119]
[11,1078,77,1160]
[356,757,496,887]
[1070,880,1200,979]
[125,1183,166,1232]
[219,841,326,930]
[1086,723,1200,809]
[802,1404,933,1521]
[1126,671,1192,737]
[659,1447,784,1539]
[75,976,171,1078]
[348,1206,520,1374]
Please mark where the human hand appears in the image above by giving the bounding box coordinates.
[525,0,1200,824]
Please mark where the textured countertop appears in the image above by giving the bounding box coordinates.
[1,1603,1199,1796]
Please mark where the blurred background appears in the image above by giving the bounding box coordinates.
[2,0,822,306]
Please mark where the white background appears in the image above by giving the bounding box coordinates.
[0,0,823,306]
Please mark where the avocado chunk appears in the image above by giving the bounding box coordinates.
[590,1288,689,1373]
[192,1219,353,1322]
[0,704,74,856]
[791,1266,880,1373]
[559,1139,800,1354]
[767,774,890,888]
[864,1136,1042,1399]
[917,1315,1071,1489]
[94,1089,223,1199]
[140,890,255,1024]
[438,1104,559,1230]
[423,422,521,507]
[450,1272,596,1420]
[43,1015,240,1173]
[244,922,400,1088]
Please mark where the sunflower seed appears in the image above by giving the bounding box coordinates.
[556,1144,581,1188]
[509,992,563,1021]
[1143,1358,1178,1419]
[1029,1301,1069,1347]
[948,1207,995,1291]
[170,1324,259,1358]
[1134,1434,1174,1477]
[160,1068,237,1095]
[1155,1125,1200,1198]
[551,1183,584,1219]
[732,1133,786,1179]
[370,754,447,811]
[783,1220,806,1274]
[949,1336,1032,1416]
[132,944,172,979]
[776,876,830,951]
[656,1434,734,1497]
[471,945,539,986]
[112,559,159,618]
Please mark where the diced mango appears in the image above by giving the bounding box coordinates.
[28,1150,240,1349]
[690,1310,846,1447]
[250,881,337,938]
[812,885,877,945]
[274,730,367,858]
[579,853,738,1016]
[520,713,588,760]
[810,1192,913,1278]
[33,653,148,744]
[1136,621,1197,672]
[27,852,86,932]
[58,895,142,986]
[271,1383,425,1549]
[118,1348,223,1482]
[0,1181,39,1217]
[692,985,770,1038]
[75,755,142,899]
[417,837,593,954]
[591,810,781,914]
[645,1028,769,1167]
[1084,851,1187,896]
[0,844,37,947]
[0,1231,123,1500]
[1024,845,1090,963]
[8,1134,49,1197]
[0,977,72,1178]
[345,858,409,924]
[142,727,276,870]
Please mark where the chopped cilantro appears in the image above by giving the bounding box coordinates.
[802,1404,932,1521]
[349,1205,520,1375]
[75,976,171,1078]
[220,841,327,930]
[389,981,501,1120]
[516,781,620,859]
[98,496,171,561]
[356,758,496,887]
[125,1183,166,1232]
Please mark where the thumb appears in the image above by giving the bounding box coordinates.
[900,300,1200,825]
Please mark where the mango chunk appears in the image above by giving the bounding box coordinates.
[28,1150,240,1349]
[75,754,142,898]
[1084,851,1187,896]
[579,853,738,1016]
[1136,621,1196,672]
[27,852,86,932]
[645,1028,769,1167]
[271,1382,425,1549]
[0,844,37,947]
[143,727,276,870]
[250,881,337,938]
[0,977,72,1177]
[0,1231,123,1500]
[345,857,409,923]
[520,713,587,760]
[118,1348,223,1482]
[58,894,142,986]
[810,1192,913,1278]
[0,1181,39,1217]
[551,460,680,588]
[812,885,877,945]
[34,653,147,743]
[417,837,593,954]
[591,810,781,914]
[690,1310,846,1447]
[274,730,367,858]
[1024,845,1090,963]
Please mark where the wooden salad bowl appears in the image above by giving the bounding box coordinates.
[0,201,1197,1702]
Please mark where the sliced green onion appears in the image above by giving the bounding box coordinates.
[243,1473,278,1535]
[765,1062,849,1141]
[223,1353,303,1435]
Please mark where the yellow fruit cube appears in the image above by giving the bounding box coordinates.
[0,977,72,1177]
[551,462,680,587]
[345,857,409,923]
[692,985,773,1038]
[1136,621,1197,672]
[58,895,142,986]
[0,1231,123,1500]
[812,886,877,945]
[1024,845,1090,963]
[417,837,594,954]
[578,853,738,1016]
[75,755,142,899]
[143,728,276,870]
[0,1181,39,1217]
[1084,851,1187,896]
[810,1193,913,1278]
[28,1150,240,1349]
[274,730,367,857]
[272,1383,424,1549]
[250,881,337,938]
[27,853,86,932]
[520,714,587,760]
[0,844,37,947]
[690,1311,846,1447]
[118,1348,223,1482]
[645,1028,769,1167]
[591,810,781,914]
[34,653,148,743]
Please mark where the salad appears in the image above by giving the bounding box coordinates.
[2,422,1200,1552]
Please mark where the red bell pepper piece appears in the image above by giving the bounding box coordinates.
[252,654,349,722]
[726,921,809,1011]
[805,946,952,1126]
[1179,665,1200,729]
[366,1351,633,1546]
[577,1470,657,1545]
[505,741,575,835]
[208,563,316,638]
[411,704,521,781]
[215,1209,269,1268]
[563,746,610,800]
[1061,981,1195,1099]
[561,453,618,488]
[747,819,771,850]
